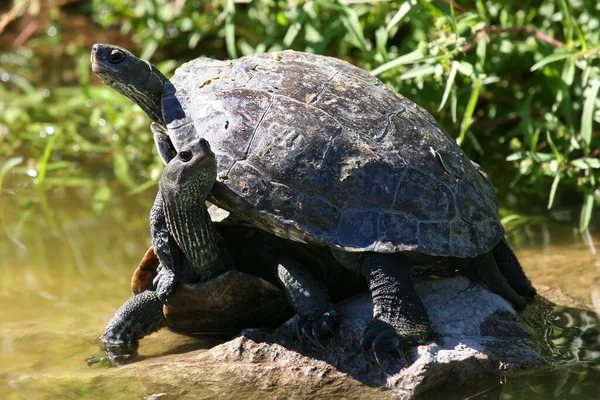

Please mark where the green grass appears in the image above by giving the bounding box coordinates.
[1,0,599,232]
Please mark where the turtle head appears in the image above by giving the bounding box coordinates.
[160,138,217,203]
[91,43,167,125]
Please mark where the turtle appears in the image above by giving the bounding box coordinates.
[89,130,363,365]
[91,44,536,364]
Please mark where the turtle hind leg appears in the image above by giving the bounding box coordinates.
[89,290,166,366]
[277,262,338,347]
[361,253,433,367]
[461,250,528,311]
[493,238,537,298]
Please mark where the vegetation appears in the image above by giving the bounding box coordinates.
[1,0,599,237]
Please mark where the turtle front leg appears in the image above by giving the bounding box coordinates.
[361,253,433,368]
[150,193,181,303]
[277,262,338,347]
[88,290,166,366]
[148,122,182,302]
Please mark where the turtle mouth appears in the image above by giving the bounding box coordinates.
[91,61,110,76]
[187,153,216,171]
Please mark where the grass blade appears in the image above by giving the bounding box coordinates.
[37,133,58,186]
[340,6,368,52]
[530,50,577,71]
[580,79,600,153]
[439,61,458,111]
[571,158,600,169]
[225,0,237,58]
[385,0,415,33]
[547,174,560,209]
[579,191,594,232]
[399,65,436,80]
[370,49,424,76]
[457,75,482,146]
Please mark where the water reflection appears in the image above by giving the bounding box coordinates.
[514,226,600,304]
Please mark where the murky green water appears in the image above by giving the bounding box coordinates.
[1,179,599,399]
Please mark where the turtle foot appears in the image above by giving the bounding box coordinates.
[153,266,177,304]
[86,350,115,368]
[360,319,409,372]
[86,336,139,367]
[295,308,338,348]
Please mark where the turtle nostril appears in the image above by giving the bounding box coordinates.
[198,138,211,151]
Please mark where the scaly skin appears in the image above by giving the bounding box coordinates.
[92,136,229,365]
[95,290,165,365]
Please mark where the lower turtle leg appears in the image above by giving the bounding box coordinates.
[493,238,537,298]
[95,290,166,365]
[277,262,337,346]
[361,253,432,361]
[461,251,527,310]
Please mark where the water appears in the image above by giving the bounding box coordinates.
[0,180,598,399]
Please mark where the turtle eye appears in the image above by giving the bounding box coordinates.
[178,150,193,162]
[108,49,125,64]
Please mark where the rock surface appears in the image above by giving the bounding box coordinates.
[80,276,548,399]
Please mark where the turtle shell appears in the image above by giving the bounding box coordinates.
[162,51,502,258]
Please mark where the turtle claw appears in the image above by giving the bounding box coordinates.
[295,319,304,344]
[302,324,324,349]
[361,319,408,372]
[153,266,177,304]
[373,351,386,374]
[295,309,339,348]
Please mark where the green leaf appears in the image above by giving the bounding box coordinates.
[580,79,600,153]
[375,27,389,61]
[225,0,237,58]
[546,131,563,164]
[141,40,158,60]
[547,174,560,209]
[399,65,437,80]
[570,158,600,169]
[579,191,594,232]
[37,134,58,186]
[457,75,482,146]
[439,61,458,111]
[370,49,425,76]
[283,10,307,47]
[456,61,474,77]
[417,0,445,18]
[385,0,415,33]
[506,152,554,162]
[561,59,575,86]
[0,157,23,179]
[530,50,577,71]
[113,151,137,189]
[340,7,368,52]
